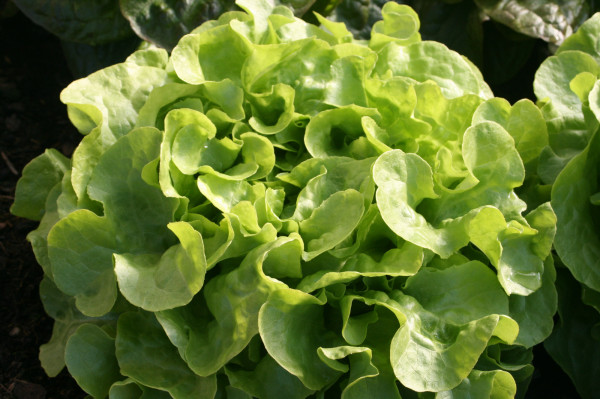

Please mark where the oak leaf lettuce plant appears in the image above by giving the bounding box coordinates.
[12,0,559,397]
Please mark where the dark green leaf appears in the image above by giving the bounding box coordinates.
[120,0,239,51]
[544,268,600,398]
[12,0,133,44]
[61,36,141,78]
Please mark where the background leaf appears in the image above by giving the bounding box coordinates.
[120,0,239,51]
[544,267,600,398]
[11,0,133,45]
[60,36,141,78]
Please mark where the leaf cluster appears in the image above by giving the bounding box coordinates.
[9,1,600,398]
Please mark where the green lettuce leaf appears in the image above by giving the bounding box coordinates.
[436,369,517,399]
[225,354,315,399]
[114,221,207,311]
[116,311,218,398]
[258,288,344,390]
[65,324,121,398]
[48,127,179,316]
[544,268,600,398]
[552,128,600,292]
[61,51,169,198]
[156,237,299,376]
[38,278,118,377]
[10,149,70,221]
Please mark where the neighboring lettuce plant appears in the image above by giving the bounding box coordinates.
[531,13,600,398]
[12,0,561,397]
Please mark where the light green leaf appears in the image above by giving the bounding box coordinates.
[304,105,381,159]
[314,13,354,43]
[237,133,277,180]
[462,121,524,192]
[125,48,169,69]
[201,79,246,121]
[570,71,598,104]
[161,108,216,199]
[374,149,467,257]
[87,127,179,252]
[247,83,296,134]
[341,241,424,277]
[156,237,297,376]
[289,156,374,221]
[338,298,379,346]
[333,290,519,393]
[11,149,70,221]
[373,149,438,207]
[388,291,518,392]
[472,98,548,166]
[323,55,370,108]
[364,77,430,149]
[259,288,344,390]
[374,41,491,99]
[296,271,362,294]
[369,2,421,51]
[556,12,600,62]
[435,369,517,399]
[114,222,207,311]
[136,83,203,130]
[26,183,62,275]
[534,50,599,122]
[197,174,263,212]
[48,209,119,317]
[169,112,239,176]
[403,261,509,325]
[171,23,253,85]
[61,57,169,198]
[241,38,338,115]
[49,128,180,316]
[495,219,545,296]
[299,189,365,261]
[218,212,279,261]
[412,81,483,166]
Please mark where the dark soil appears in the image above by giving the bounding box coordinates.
[0,10,84,399]
[0,6,581,399]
